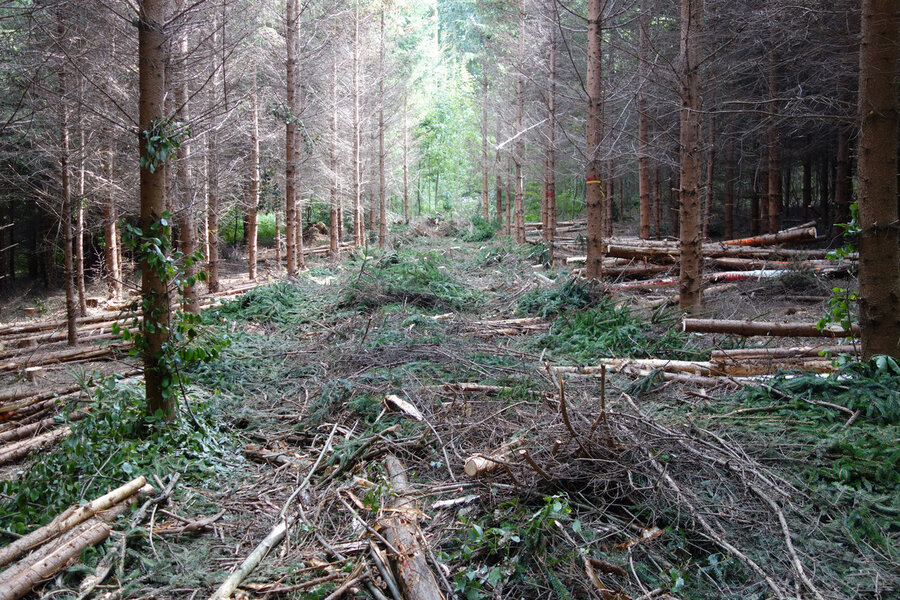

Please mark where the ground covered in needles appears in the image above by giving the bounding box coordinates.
[1,222,897,600]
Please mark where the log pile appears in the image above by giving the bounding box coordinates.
[550,343,852,388]
[558,222,855,286]
[0,477,154,600]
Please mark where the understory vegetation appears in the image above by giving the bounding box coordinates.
[0,233,896,599]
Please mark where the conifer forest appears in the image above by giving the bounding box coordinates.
[0,0,899,598]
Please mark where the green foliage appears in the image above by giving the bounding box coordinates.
[817,287,859,332]
[210,281,332,327]
[0,378,237,541]
[140,118,190,173]
[541,298,703,362]
[517,279,599,318]
[462,216,500,242]
[447,495,585,599]
[819,201,860,331]
[726,357,900,553]
[343,250,477,311]
[117,213,226,406]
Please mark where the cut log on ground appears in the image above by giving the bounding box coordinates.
[463,440,523,477]
[0,426,72,466]
[0,343,129,373]
[683,318,859,338]
[0,476,149,569]
[0,483,153,600]
[382,453,445,600]
[721,223,817,247]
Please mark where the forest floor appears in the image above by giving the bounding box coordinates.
[0,218,898,600]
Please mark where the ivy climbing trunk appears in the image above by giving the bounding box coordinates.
[584,0,604,279]
[857,0,900,359]
[137,0,172,417]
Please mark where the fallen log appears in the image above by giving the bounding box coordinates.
[682,318,859,338]
[0,426,72,466]
[432,382,511,395]
[0,520,112,600]
[712,358,834,377]
[0,343,129,373]
[609,269,822,291]
[721,223,817,247]
[0,476,148,569]
[0,483,151,600]
[464,440,523,477]
[553,359,714,377]
[382,454,445,600]
[710,345,856,361]
[709,257,851,272]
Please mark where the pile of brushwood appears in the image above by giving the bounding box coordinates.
[0,232,896,600]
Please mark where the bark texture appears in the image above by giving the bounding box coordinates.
[678,0,704,311]
[857,0,900,359]
[584,0,604,279]
[138,0,172,417]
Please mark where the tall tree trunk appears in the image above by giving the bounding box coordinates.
[330,53,340,261]
[352,5,363,247]
[678,0,703,311]
[275,209,282,266]
[724,134,735,240]
[802,156,812,222]
[102,137,121,298]
[652,165,661,238]
[57,15,78,346]
[544,13,557,243]
[585,0,604,278]
[285,0,298,273]
[206,21,220,293]
[703,114,714,240]
[378,10,386,248]
[513,1,526,245]
[505,153,512,235]
[481,71,490,221]
[820,152,831,231]
[834,127,851,226]
[857,0,900,359]
[767,46,781,234]
[138,0,172,417]
[175,19,198,314]
[248,76,260,280]
[637,0,651,240]
[750,177,760,236]
[75,79,87,317]
[403,91,409,223]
